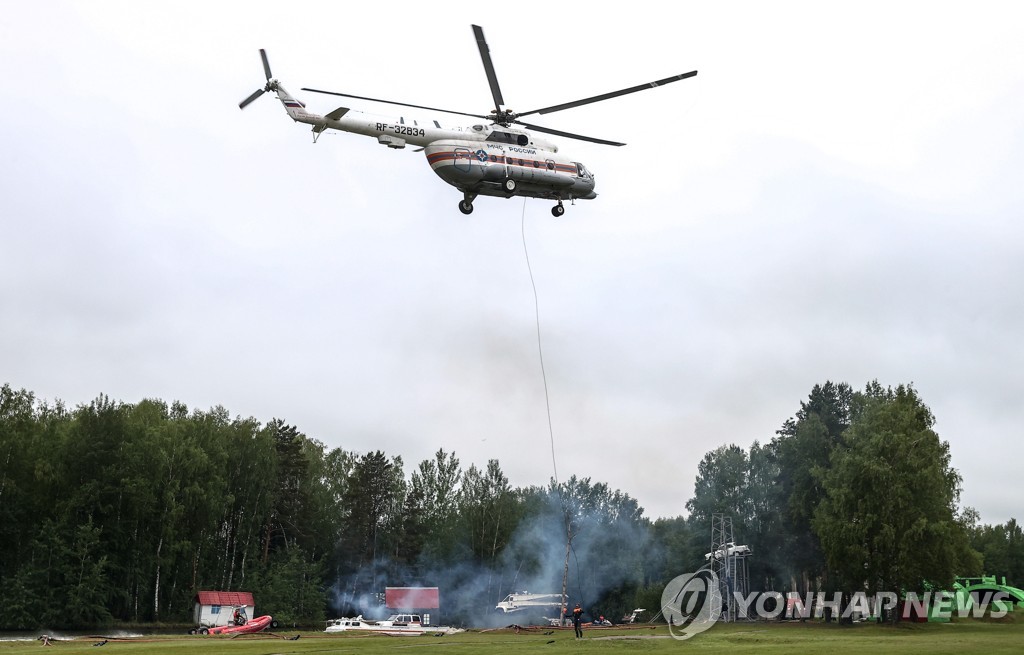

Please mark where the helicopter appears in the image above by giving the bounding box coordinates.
[239,26,696,216]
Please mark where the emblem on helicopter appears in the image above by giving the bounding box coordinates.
[239,26,697,216]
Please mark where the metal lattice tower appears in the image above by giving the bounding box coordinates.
[709,514,752,621]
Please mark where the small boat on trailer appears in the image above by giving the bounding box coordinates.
[202,614,273,635]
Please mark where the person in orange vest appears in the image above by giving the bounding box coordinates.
[572,603,584,638]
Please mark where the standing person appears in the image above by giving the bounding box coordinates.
[572,603,584,639]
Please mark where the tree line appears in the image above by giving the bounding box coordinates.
[683,381,1022,602]
[0,381,1020,629]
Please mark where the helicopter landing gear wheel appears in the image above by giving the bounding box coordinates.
[504,178,517,193]
[458,200,474,215]
[551,202,565,217]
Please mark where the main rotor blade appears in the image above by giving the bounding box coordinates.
[239,88,265,110]
[260,48,272,81]
[301,87,491,120]
[472,25,505,114]
[518,70,698,117]
[516,121,626,147]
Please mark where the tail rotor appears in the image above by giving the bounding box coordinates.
[239,49,278,110]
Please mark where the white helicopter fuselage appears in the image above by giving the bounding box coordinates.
[425,139,596,202]
[275,85,597,207]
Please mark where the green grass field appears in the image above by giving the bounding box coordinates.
[2,618,1021,655]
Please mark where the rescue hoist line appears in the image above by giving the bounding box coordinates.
[520,199,558,487]
[520,199,578,621]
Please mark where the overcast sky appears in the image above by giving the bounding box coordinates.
[2,1,1021,525]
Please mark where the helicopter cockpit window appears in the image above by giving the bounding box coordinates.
[485,131,531,145]
[575,162,592,178]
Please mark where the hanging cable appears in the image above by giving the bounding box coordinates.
[521,199,574,622]
[520,200,559,486]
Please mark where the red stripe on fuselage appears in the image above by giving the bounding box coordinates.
[427,152,466,165]
[427,150,575,174]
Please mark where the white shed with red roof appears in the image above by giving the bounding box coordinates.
[193,591,255,628]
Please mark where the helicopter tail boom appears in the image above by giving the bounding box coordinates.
[273,84,319,123]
